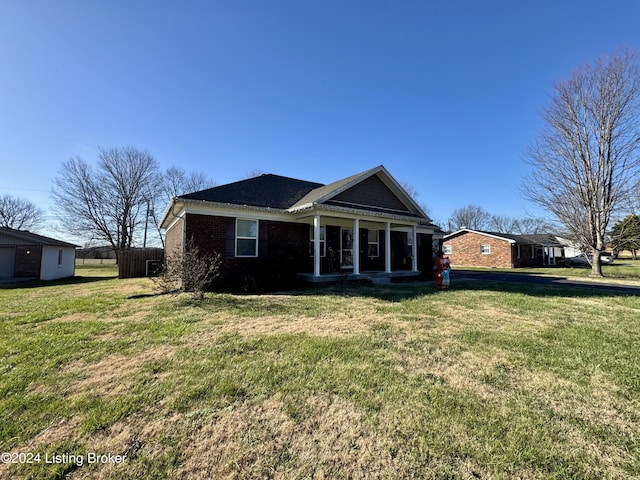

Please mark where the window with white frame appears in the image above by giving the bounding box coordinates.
[480,244,491,255]
[443,245,452,254]
[58,249,63,267]
[236,219,258,257]
[309,225,326,257]
[367,230,379,257]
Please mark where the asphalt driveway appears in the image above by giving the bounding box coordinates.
[452,269,640,295]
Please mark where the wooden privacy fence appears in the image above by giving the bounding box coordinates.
[118,248,164,279]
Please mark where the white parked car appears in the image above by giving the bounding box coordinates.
[564,253,614,266]
[600,253,614,264]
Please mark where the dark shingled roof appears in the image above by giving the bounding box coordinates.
[479,231,536,244]
[517,233,564,246]
[0,226,78,247]
[179,174,324,209]
[477,231,563,246]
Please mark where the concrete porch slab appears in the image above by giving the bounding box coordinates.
[297,270,421,284]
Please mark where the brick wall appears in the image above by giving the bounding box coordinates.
[182,213,309,291]
[443,232,514,268]
[14,245,42,277]
[184,213,227,255]
[165,216,184,257]
[513,244,540,268]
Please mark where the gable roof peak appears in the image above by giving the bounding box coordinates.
[288,164,430,220]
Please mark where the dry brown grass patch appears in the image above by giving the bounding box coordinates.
[213,311,384,338]
[65,345,178,399]
[176,395,400,479]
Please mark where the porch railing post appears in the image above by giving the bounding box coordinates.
[353,218,360,275]
[412,225,418,272]
[385,222,391,273]
[313,215,321,277]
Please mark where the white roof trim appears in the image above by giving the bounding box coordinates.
[160,198,291,228]
[288,203,425,224]
[444,228,516,244]
[161,197,436,230]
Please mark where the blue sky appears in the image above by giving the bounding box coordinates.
[2,1,640,239]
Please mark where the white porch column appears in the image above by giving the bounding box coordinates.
[385,222,392,273]
[353,218,360,275]
[411,225,418,272]
[313,215,321,277]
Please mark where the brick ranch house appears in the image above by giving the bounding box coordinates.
[443,229,565,269]
[160,165,444,290]
[0,227,77,280]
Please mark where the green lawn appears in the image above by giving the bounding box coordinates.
[1,265,639,479]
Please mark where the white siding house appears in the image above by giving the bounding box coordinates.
[0,227,78,280]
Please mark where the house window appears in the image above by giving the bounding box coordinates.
[58,249,63,267]
[480,244,491,255]
[443,245,452,255]
[516,245,521,259]
[236,219,258,257]
[368,230,379,257]
[309,225,326,257]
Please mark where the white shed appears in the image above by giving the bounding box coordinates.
[0,227,78,280]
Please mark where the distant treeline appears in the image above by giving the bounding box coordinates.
[76,246,117,260]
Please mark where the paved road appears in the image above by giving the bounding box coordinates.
[452,269,640,295]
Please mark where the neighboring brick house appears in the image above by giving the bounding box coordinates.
[0,227,77,280]
[443,229,565,269]
[160,165,444,290]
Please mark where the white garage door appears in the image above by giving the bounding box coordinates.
[0,246,15,277]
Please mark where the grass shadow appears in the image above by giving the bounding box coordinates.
[280,282,434,303]
[0,275,117,290]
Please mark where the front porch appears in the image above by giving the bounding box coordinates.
[302,213,436,278]
[298,269,422,284]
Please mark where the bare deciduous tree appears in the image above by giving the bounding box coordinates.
[150,167,216,247]
[160,166,214,201]
[52,147,160,258]
[447,205,491,231]
[524,50,640,276]
[399,181,431,216]
[513,217,555,234]
[244,169,266,179]
[487,214,519,234]
[0,194,44,230]
[487,215,555,234]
